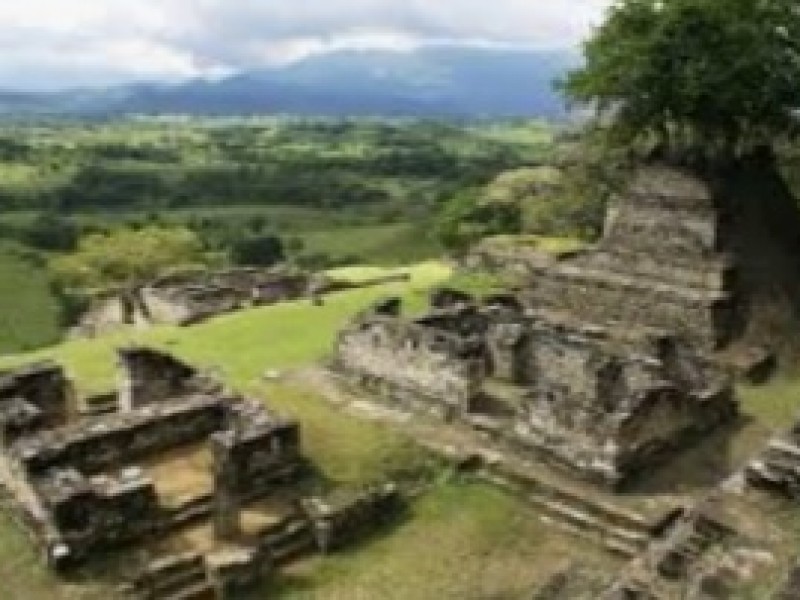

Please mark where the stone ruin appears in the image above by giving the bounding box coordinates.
[331,162,800,596]
[337,171,753,480]
[0,348,402,598]
[336,292,734,487]
[334,165,790,487]
[77,267,317,335]
[76,265,413,337]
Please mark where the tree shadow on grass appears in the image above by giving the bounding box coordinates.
[622,414,767,498]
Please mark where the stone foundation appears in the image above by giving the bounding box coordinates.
[334,294,735,487]
[335,164,742,487]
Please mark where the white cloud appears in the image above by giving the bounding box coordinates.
[0,0,610,89]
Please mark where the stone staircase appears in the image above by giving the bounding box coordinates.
[600,503,735,599]
[651,510,731,580]
[259,514,316,565]
[126,552,216,600]
[746,433,800,497]
[483,458,658,559]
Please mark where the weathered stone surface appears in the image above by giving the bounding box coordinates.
[0,362,70,444]
[335,301,487,419]
[746,421,800,498]
[0,347,304,590]
[775,562,800,600]
[117,347,220,411]
[211,401,302,505]
[334,294,734,486]
[35,467,161,562]
[516,316,735,485]
[76,267,415,337]
[334,163,744,487]
[208,547,270,598]
[12,394,226,475]
[301,483,401,553]
[129,552,215,600]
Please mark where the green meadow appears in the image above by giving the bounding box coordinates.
[0,244,63,354]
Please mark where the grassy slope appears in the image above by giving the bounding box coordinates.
[0,262,449,393]
[0,244,63,354]
[0,260,618,599]
[2,258,799,598]
[301,223,441,265]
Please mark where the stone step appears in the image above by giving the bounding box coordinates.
[531,262,730,304]
[131,553,212,600]
[482,462,657,557]
[165,495,214,528]
[150,567,208,597]
[159,581,217,600]
[602,538,643,559]
[767,439,800,461]
[538,511,639,559]
[270,533,316,564]
[588,249,732,291]
[531,497,648,555]
[261,517,315,564]
[755,457,800,479]
[487,466,654,536]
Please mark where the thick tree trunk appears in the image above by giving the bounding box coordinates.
[708,150,800,356]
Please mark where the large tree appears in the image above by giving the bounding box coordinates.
[51,226,206,292]
[564,0,800,156]
[563,0,800,353]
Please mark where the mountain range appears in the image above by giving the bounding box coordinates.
[0,47,576,119]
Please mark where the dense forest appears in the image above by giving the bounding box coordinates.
[0,118,551,211]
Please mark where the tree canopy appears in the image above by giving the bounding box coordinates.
[563,0,800,156]
[51,226,206,292]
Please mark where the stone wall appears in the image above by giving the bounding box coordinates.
[212,402,302,500]
[334,289,736,486]
[0,346,311,596]
[0,362,70,444]
[335,303,486,417]
[141,285,242,326]
[117,346,219,411]
[517,319,735,484]
[35,467,161,564]
[301,483,401,553]
[12,395,226,475]
[523,262,733,350]
[500,166,740,350]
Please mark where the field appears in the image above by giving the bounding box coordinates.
[0,117,556,354]
[0,243,63,353]
[0,261,624,599]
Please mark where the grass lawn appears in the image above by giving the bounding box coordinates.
[300,223,442,265]
[0,244,63,355]
[0,261,450,394]
[271,480,615,600]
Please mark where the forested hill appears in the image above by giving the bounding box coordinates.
[0,47,574,118]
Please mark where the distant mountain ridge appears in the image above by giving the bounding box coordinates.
[0,47,576,118]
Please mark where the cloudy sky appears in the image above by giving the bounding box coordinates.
[0,1,610,90]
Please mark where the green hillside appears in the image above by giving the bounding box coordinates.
[0,244,63,354]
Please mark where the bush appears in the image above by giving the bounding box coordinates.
[231,235,285,267]
[23,213,79,252]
